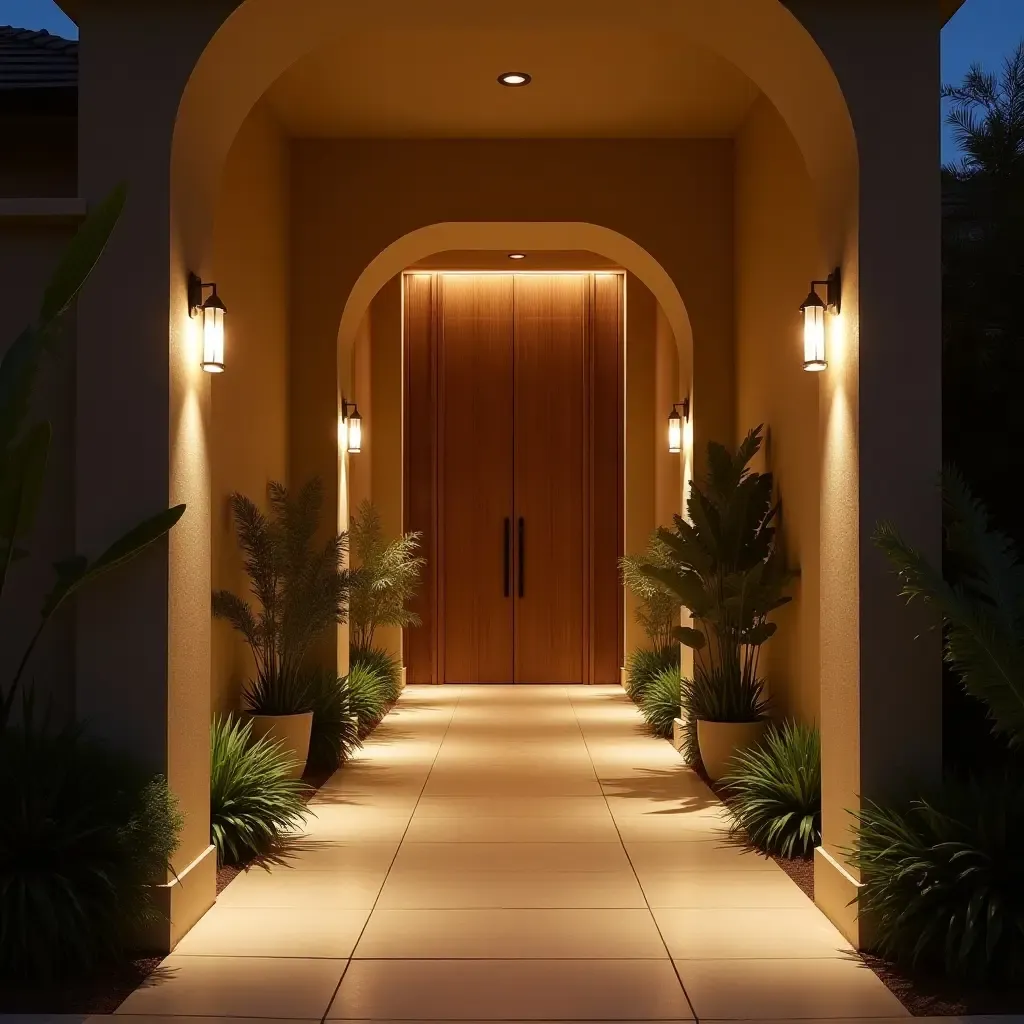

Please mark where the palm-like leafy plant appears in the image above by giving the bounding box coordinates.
[349,500,424,653]
[213,480,351,716]
[643,426,791,723]
[874,466,1024,747]
[620,533,682,654]
[210,715,307,866]
[721,721,821,858]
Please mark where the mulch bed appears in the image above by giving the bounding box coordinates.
[0,706,399,1015]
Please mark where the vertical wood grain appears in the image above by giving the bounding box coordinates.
[439,274,515,683]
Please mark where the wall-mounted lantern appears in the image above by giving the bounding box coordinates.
[667,397,690,454]
[188,272,227,373]
[799,267,841,372]
[342,398,362,454]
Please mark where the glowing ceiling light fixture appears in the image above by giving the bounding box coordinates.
[497,71,531,87]
[507,253,527,260]
[799,267,841,372]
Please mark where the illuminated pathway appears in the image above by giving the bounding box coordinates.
[116,685,906,1021]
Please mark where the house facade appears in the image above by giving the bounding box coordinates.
[1,0,956,951]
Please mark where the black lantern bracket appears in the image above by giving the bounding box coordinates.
[188,272,219,317]
[808,267,842,314]
[671,397,690,422]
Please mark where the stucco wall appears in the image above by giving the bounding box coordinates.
[209,100,290,715]
[734,95,821,724]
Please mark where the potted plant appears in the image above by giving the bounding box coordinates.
[644,425,793,781]
[213,478,351,779]
[348,499,424,692]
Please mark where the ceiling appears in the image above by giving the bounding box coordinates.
[409,250,622,271]
[264,26,760,139]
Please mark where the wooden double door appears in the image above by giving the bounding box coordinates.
[404,272,623,684]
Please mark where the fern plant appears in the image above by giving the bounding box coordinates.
[349,500,424,652]
[212,479,351,716]
[210,715,307,866]
[640,666,682,739]
[620,533,682,653]
[721,721,821,858]
[874,466,1024,746]
[643,426,791,723]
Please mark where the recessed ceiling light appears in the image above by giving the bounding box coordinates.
[508,253,527,260]
[498,72,531,87]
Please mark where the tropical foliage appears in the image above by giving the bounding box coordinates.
[644,426,790,724]
[639,666,682,740]
[625,645,679,701]
[210,715,307,866]
[680,665,769,724]
[302,666,362,773]
[213,479,351,716]
[0,714,181,980]
[620,533,682,653]
[721,721,821,859]
[349,500,424,653]
[345,658,399,731]
[850,471,1024,980]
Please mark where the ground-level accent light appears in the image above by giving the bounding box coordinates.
[800,267,841,372]
[668,397,690,454]
[188,272,227,373]
[342,398,362,454]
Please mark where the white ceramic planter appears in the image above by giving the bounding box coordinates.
[248,711,313,780]
[697,718,768,783]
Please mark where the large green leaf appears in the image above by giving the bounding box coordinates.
[39,184,127,329]
[0,423,51,598]
[41,504,186,619]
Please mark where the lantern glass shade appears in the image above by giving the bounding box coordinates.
[347,407,363,454]
[801,291,827,371]
[668,408,682,454]
[201,293,226,373]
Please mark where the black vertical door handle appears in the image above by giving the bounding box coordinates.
[503,518,511,598]
[518,517,525,598]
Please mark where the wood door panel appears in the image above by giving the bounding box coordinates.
[513,275,588,684]
[403,273,437,684]
[439,274,515,682]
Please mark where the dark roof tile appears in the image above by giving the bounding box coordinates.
[0,26,78,90]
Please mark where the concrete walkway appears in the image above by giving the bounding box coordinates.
[115,685,908,1021]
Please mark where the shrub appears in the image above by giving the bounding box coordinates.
[352,645,403,703]
[210,715,307,866]
[625,646,679,701]
[640,666,681,739]
[721,721,821,858]
[620,534,682,652]
[213,479,352,716]
[681,664,770,723]
[848,768,1024,982]
[303,667,362,773]
[0,716,181,981]
[349,500,424,652]
[345,661,392,729]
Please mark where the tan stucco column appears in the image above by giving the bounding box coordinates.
[792,0,943,944]
[73,1,231,950]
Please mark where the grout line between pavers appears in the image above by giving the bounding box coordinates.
[567,687,701,1024]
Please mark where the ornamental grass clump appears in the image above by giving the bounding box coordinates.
[302,667,362,773]
[625,645,679,702]
[721,720,821,858]
[210,715,307,866]
[345,660,394,730]
[639,666,682,739]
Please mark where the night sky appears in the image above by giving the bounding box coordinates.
[4,0,1024,162]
